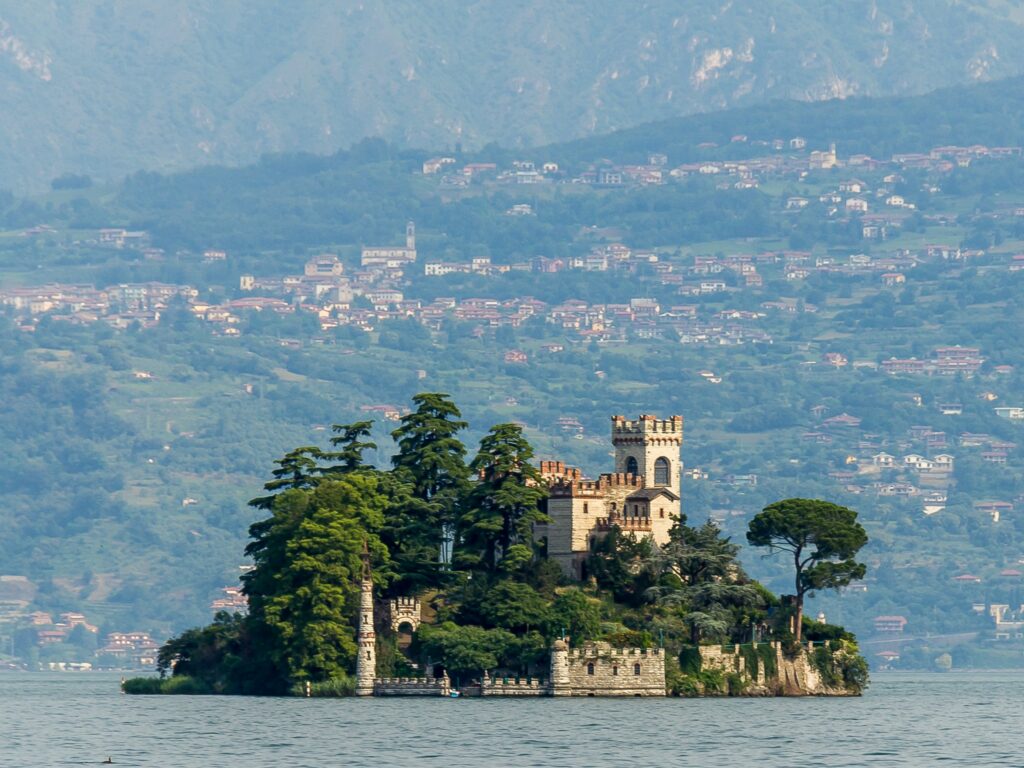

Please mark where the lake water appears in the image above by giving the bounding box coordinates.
[2,671,1021,767]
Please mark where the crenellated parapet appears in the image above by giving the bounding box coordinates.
[566,645,663,661]
[611,414,683,446]
[373,675,451,697]
[539,460,582,481]
[548,472,645,498]
[388,595,422,632]
[480,676,548,696]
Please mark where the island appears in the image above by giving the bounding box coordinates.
[124,394,869,698]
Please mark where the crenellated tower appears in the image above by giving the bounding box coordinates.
[611,414,683,492]
[355,541,376,696]
[538,414,683,579]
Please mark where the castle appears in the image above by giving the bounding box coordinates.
[537,414,683,579]
[351,414,682,697]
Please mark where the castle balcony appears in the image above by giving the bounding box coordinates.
[595,515,653,532]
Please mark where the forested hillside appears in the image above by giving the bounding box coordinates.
[4,0,1024,191]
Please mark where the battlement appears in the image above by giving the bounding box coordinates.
[373,675,451,697]
[388,595,422,632]
[611,414,683,443]
[566,645,661,660]
[539,460,582,480]
[479,676,548,696]
[548,472,644,498]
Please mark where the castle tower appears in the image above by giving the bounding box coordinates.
[355,541,376,696]
[611,414,683,490]
[405,220,416,251]
[549,638,570,696]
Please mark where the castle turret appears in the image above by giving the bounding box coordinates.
[550,638,571,696]
[406,220,416,251]
[611,414,683,490]
[355,541,376,696]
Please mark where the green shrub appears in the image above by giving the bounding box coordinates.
[678,646,702,676]
[121,677,164,694]
[290,674,356,697]
[669,674,701,697]
[122,675,212,694]
[696,669,725,695]
[739,644,759,679]
[837,651,870,693]
[757,643,777,679]
[161,675,212,695]
[726,672,748,696]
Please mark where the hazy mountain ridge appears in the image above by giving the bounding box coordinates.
[3,0,1024,191]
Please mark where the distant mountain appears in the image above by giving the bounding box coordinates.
[3,0,1024,191]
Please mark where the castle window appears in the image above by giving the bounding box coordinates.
[659,508,665,519]
[367,651,372,660]
[612,665,618,676]
[633,663,641,676]
[626,456,638,476]
[654,457,670,485]
[587,663,595,676]
[583,502,588,515]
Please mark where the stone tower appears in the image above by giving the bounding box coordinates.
[355,541,376,696]
[549,638,571,696]
[611,414,683,491]
[405,220,416,251]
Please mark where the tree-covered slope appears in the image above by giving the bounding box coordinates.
[4,0,1024,191]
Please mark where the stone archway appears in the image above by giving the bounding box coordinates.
[389,596,422,633]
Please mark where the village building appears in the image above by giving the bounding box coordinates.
[361,221,417,267]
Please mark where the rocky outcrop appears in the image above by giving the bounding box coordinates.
[696,641,862,696]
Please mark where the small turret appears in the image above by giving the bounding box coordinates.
[355,541,376,696]
[550,637,571,695]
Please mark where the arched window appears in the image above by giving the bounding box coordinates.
[633,663,641,676]
[587,663,595,676]
[612,665,619,676]
[654,457,670,485]
[625,456,639,476]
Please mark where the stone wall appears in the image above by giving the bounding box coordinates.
[552,641,666,697]
[373,675,451,696]
[479,677,547,696]
[698,642,855,696]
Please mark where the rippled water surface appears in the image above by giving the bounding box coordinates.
[3,671,1022,767]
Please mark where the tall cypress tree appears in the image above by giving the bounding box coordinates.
[389,393,470,579]
[456,423,549,573]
